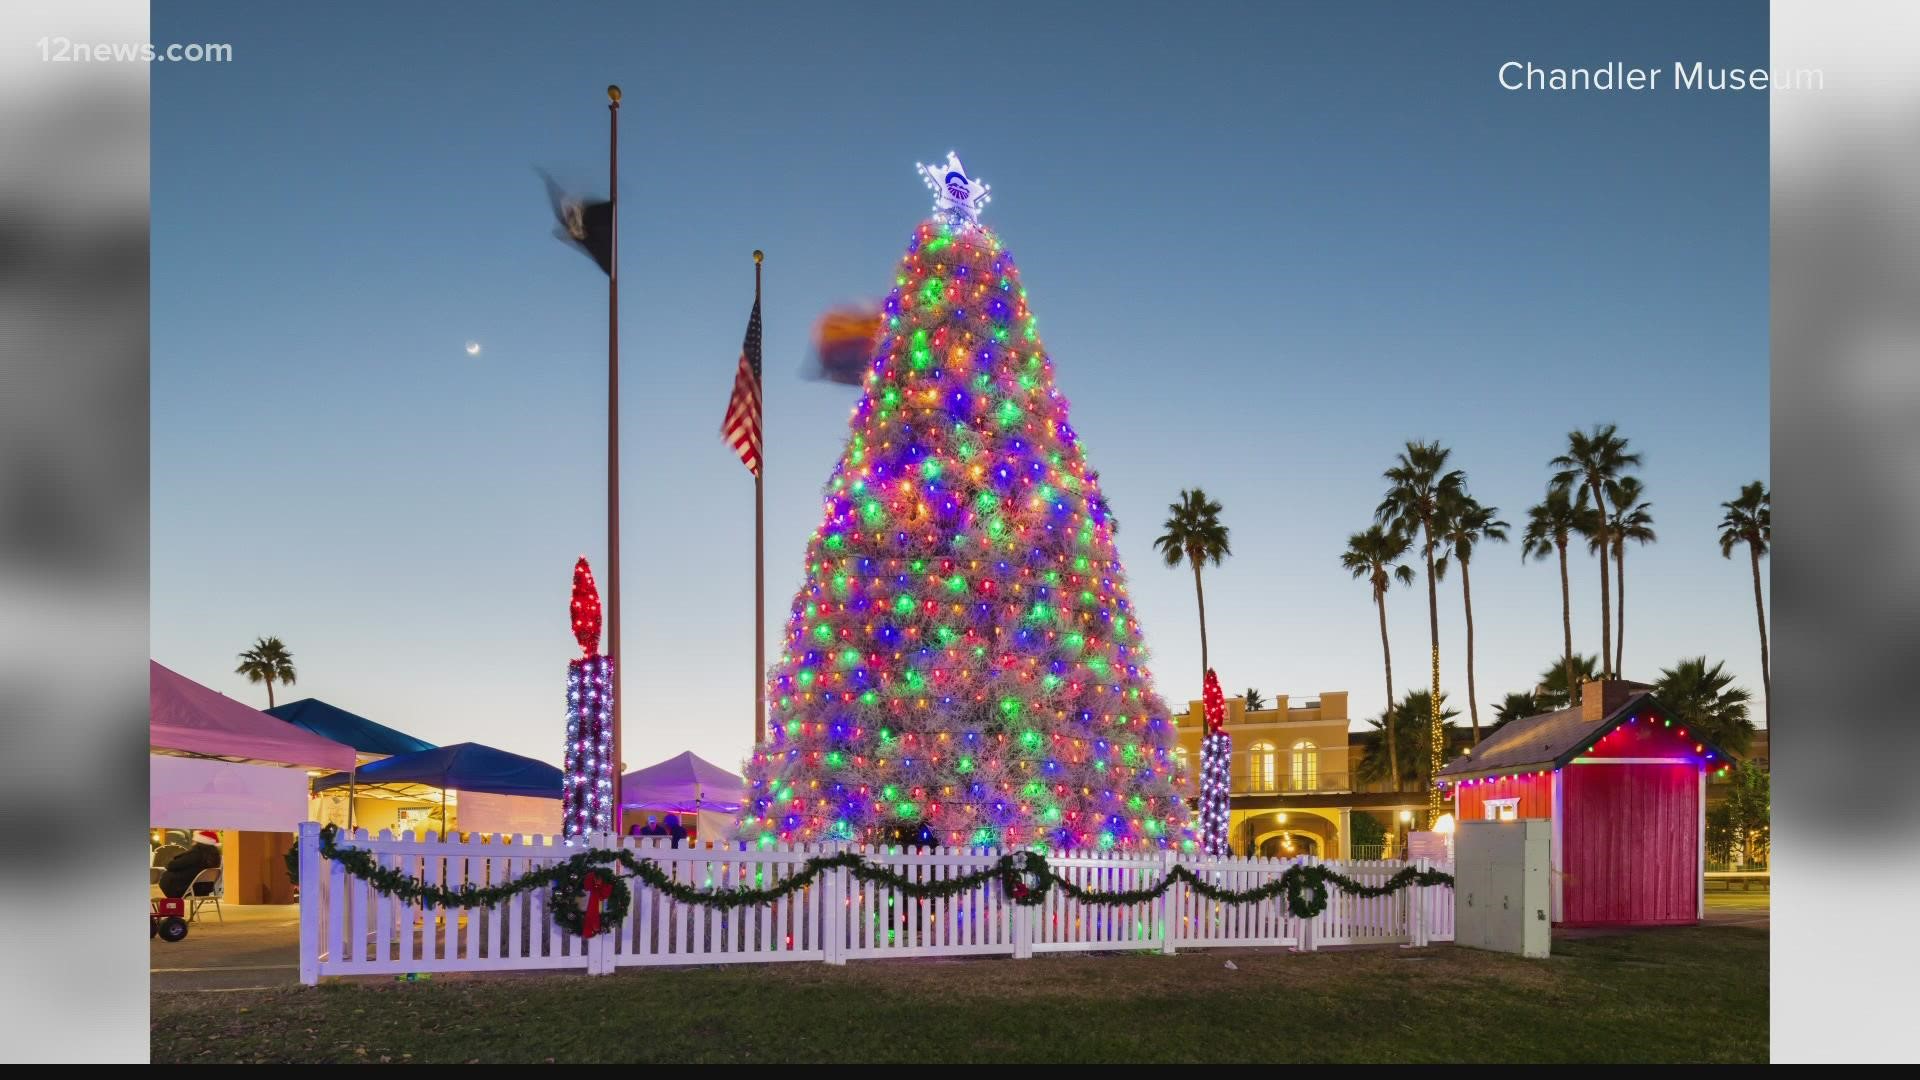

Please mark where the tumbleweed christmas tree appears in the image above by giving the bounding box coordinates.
[741,154,1193,852]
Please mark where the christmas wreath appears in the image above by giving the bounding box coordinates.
[1003,850,1048,905]
[551,865,629,939]
[1284,866,1330,919]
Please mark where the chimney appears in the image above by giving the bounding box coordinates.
[1580,678,1655,722]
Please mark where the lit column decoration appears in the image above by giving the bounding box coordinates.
[1428,644,1443,827]
[563,557,615,840]
[1199,668,1232,856]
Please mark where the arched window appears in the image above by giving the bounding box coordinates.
[1249,741,1278,792]
[1291,740,1318,790]
[1174,746,1190,773]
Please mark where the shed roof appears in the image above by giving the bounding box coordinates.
[1435,690,1732,784]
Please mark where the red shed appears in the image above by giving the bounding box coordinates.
[1435,680,1733,927]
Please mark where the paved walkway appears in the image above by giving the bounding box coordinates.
[1702,890,1769,930]
[151,904,300,992]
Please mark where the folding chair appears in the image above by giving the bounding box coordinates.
[186,867,223,924]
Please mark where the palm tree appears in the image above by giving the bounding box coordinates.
[1243,688,1268,712]
[1653,656,1756,757]
[1376,441,1464,825]
[1341,524,1415,792]
[1521,487,1588,716]
[1355,690,1462,793]
[1599,476,1656,675]
[1535,653,1600,711]
[1550,424,1641,678]
[235,636,297,709]
[1491,691,1542,733]
[1153,488,1231,688]
[1440,495,1509,745]
[1718,481,1771,728]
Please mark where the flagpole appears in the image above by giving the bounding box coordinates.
[752,250,766,748]
[606,84,624,829]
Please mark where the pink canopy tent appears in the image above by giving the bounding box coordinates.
[619,751,744,813]
[150,660,356,771]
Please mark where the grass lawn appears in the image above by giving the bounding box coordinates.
[152,925,1766,1063]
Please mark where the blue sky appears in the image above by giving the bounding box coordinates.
[151,2,1768,771]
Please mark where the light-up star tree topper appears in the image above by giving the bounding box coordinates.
[915,151,992,230]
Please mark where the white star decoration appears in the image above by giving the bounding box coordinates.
[916,151,992,228]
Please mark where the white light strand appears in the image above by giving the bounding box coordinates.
[1201,729,1233,856]
[562,655,616,841]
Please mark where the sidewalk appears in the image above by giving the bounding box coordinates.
[1702,889,1769,930]
[151,904,300,992]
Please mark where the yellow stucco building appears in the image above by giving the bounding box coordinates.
[1173,690,1433,858]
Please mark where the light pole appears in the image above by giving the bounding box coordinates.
[1398,809,1414,860]
[605,83,624,830]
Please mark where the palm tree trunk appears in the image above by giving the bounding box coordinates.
[1376,592,1399,793]
[1422,521,1441,823]
[266,677,276,710]
[1557,538,1574,709]
[1615,543,1626,677]
[1462,556,1480,745]
[1750,543,1770,728]
[1592,480,1613,678]
[1191,559,1210,688]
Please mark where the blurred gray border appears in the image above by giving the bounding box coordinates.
[1771,0,1920,1065]
[0,0,150,1063]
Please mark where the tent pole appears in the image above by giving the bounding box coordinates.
[441,786,450,840]
[347,763,357,833]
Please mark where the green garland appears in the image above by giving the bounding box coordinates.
[313,826,1451,937]
[1048,859,1455,912]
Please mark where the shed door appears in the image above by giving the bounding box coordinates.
[1560,762,1700,925]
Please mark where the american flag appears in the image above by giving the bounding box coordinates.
[721,297,763,476]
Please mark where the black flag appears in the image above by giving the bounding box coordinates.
[539,169,613,276]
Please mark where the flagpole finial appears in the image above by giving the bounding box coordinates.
[753,249,764,264]
[607,85,622,105]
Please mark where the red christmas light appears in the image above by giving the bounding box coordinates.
[570,557,602,657]
[1202,668,1226,732]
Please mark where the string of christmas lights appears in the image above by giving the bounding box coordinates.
[1436,711,1730,792]
[562,558,615,840]
[1199,668,1232,855]
[740,200,1194,853]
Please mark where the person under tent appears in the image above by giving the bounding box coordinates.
[157,830,222,898]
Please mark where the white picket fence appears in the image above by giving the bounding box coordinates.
[296,823,1452,983]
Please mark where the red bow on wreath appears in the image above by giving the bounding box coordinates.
[580,872,614,938]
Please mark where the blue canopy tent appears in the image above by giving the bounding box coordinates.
[312,743,562,837]
[267,698,436,757]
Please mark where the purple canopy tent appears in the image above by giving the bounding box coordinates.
[618,752,744,846]
[618,751,744,813]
